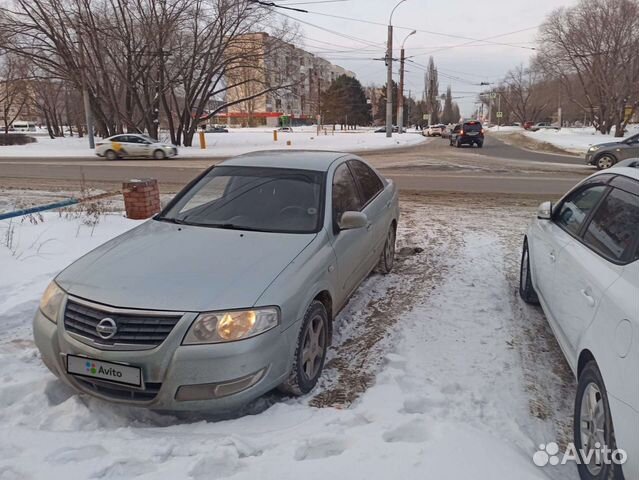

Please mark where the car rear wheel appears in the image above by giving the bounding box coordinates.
[519,240,539,304]
[105,150,118,160]
[595,154,616,170]
[153,149,167,160]
[477,142,483,148]
[377,224,396,274]
[574,361,624,480]
[279,301,328,396]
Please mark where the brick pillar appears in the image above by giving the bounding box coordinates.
[122,178,161,220]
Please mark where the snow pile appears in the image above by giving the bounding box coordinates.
[523,125,639,154]
[0,205,574,479]
[0,129,426,158]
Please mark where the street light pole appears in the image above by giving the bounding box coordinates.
[386,0,407,138]
[398,29,416,134]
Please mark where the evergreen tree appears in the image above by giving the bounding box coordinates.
[375,81,399,125]
[322,75,371,128]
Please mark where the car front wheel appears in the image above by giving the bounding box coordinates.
[574,361,624,480]
[279,300,328,396]
[519,240,539,304]
[105,150,118,160]
[377,224,396,274]
[153,149,167,160]
[595,154,616,170]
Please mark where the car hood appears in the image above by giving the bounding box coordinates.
[591,141,624,149]
[56,220,316,312]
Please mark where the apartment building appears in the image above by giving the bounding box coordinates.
[219,33,355,127]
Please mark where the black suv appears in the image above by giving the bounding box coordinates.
[449,120,484,148]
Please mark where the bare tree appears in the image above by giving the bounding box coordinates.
[0,53,32,134]
[493,65,551,124]
[537,0,639,135]
[1,0,297,145]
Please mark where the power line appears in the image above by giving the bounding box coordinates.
[248,0,308,13]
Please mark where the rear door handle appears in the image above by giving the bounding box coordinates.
[385,201,392,209]
[366,222,373,231]
[549,252,556,263]
[581,289,596,308]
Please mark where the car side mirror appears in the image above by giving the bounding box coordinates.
[537,201,553,220]
[339,211,368,230]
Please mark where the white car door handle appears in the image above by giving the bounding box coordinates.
[385,201,392,209]
[366,222,373,231]
[549,252,556,262]
[581,289,596,307]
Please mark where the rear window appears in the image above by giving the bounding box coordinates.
[463,122,482,132]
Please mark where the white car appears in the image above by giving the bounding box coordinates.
[95,134,178,160]
[520,166,639,480]
[425,124,446,137]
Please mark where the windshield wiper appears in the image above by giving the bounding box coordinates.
[207,223,268,232]
[155,216,189,225]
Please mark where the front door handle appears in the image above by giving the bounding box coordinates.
[549,252,556,263]
[366,222,373,231]
[581,289,596,308]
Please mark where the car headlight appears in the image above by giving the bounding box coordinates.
[39,281,66,323]
[182,307,280,345]
[589,146,600,152]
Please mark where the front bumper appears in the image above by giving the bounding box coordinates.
[33,307,294,412]
[585,152,595,165]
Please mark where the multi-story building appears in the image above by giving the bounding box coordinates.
[218,33,355,127]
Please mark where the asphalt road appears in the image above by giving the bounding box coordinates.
[0,134,592,196]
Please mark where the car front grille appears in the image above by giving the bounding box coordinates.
[63,299,182,349]
[76,378,161,402]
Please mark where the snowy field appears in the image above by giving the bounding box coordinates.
[522,125,639,154]
[0,128,426,158]
[0,196,577,480]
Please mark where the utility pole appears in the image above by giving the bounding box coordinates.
[78,37,95,149]
[385,24,393,138]
[386,1,407,138]
[316,70,322,135]
[397,30,416,134]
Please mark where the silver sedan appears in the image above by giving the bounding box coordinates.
[33,151,399,412]
[95,133,178,160]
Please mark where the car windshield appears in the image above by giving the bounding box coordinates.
[141,135,157,143]
[158,166,324,233]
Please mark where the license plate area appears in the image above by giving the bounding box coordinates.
[66,354,142,388]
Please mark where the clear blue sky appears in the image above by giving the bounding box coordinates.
[277,0,579,115]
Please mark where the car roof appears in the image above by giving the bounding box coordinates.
[219,150,350,172]
[593,165,639,181]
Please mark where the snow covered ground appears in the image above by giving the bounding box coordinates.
[0,128,426,158]
[0,196,577,480]
[522,125,639,154]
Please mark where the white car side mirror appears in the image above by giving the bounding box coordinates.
[537,201,553,220]
[339,211,368,230]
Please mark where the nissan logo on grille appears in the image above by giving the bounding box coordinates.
[96,318,118,340]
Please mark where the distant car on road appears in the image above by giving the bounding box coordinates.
[278,127,294,132]
[206,126,229,133]
[523,121,535,130]
[425,124,446,137]
[33,151,400,413]
[449,120,484,148]
[96,134,178,160]
[530,122,560,132]
[585,133,639,170]
[520,165,639,480]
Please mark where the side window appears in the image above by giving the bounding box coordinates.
[111,135,125,143]
[583,188,639,262]
[348,160,383,206]
[332,163,362,223]
[554,185,607,236]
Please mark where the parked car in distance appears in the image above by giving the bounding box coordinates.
[449,120,484,148]
[425,124,446,137]
[278,126,294,132]
[96,134,178,160]
[530,122,560,132]
[520,165,639,480]
[206,125,229,133]
[523,121,535,130]
[33,151,399,413]
[585,132,639,170]
[374,126,399,133]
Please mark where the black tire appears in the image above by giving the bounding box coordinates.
[574,361,625,480]
[595,154,616,170]
[105,150,118,160]
[377,224,396,274]
[153,149,167,160]
[279,300,329,396]
[519,240,539,304]
[477,142,483,148]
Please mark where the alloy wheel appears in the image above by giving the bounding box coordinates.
[597,155,614,169]
[579,382,606,476]
[301,314,326,381]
